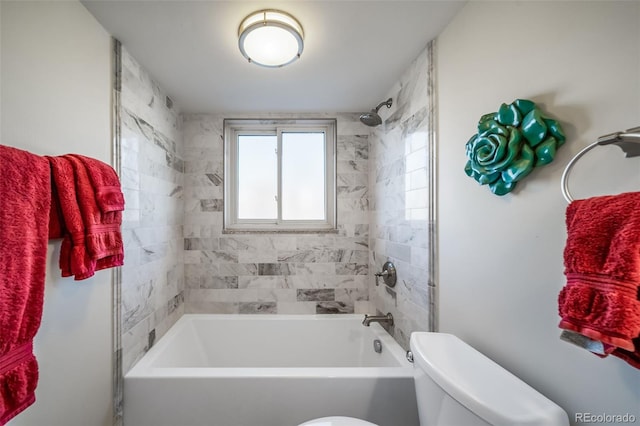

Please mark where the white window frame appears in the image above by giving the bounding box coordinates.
[223,118,337,232]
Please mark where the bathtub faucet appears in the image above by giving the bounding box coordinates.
[362,313,394,327]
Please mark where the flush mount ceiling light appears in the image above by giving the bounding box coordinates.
[238,9,304,68]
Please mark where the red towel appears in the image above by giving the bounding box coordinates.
[558,191,640,369]
[65,155,124,269]
[48,155,124,280]
[69,154,124,213]
[0,145,50,424]
[48,156,92,279]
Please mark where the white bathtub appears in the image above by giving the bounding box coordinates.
[124,314,419,426]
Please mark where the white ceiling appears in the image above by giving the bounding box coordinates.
[81,0,465,114]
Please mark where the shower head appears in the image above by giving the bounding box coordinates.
[360,98,393,127]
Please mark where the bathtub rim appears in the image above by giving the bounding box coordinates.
[126,314,413,379]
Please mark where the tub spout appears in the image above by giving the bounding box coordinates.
[362,313,394,327]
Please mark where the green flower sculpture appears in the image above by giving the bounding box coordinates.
[464,99,565,196]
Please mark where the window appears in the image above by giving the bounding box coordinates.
[224,119,336,232]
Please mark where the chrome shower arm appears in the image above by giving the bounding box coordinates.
[374,98,393,112]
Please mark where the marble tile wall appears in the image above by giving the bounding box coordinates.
[182,114,373,315]
[369,41,436,349]
[117,45,185,374]
[114,38,435,387]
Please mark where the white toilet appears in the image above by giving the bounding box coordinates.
[300,332,569,426]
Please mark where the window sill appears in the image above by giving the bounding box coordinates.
[222,228,339,235]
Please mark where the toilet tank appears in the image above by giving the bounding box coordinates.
[410,333,569,426]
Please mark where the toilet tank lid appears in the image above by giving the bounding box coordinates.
[410,332,569,426]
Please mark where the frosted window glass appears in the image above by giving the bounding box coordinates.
[281,132,325,220]
[238,135,277,219]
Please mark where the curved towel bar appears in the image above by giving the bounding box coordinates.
[561,127,640,203]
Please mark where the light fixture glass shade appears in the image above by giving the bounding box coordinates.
[238,9,304,68]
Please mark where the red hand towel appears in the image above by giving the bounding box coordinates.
[558,191,640,369]
[0,144,50,424]
[47,156,94,279]
[64,155,123,275]
[48,155,124,280]
[68,154,124,213]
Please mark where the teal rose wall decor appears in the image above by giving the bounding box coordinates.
[464,99,565,196]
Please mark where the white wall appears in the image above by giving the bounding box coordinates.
[438,1,640,424]
[1,1,113,425]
